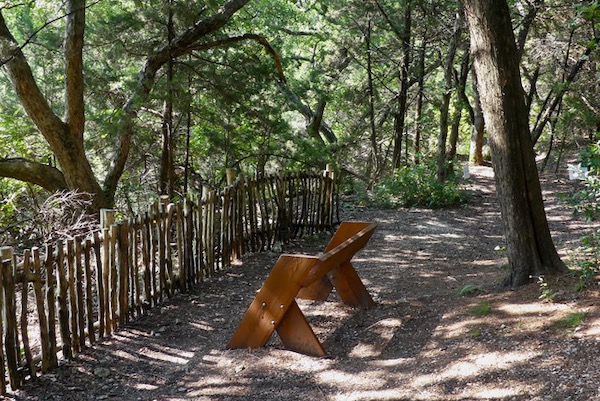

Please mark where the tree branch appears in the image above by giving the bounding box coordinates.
[64,0,85,139]
[0,158,68,192]
[184,32,340,143]
[0,12,67,151]
[103,0,251,202]
[185,33,286,82]
[531,31,599,144]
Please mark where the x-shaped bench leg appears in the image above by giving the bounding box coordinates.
[227,255,326,356]
[298,261,375,307]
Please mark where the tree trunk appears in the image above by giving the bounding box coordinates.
[0,1,109,211]
[413,43,425,165]
[365,16,379,176]
[437,8,462,181]
[0,0,250,210]
[448,49,471,161]
[160,0,175,199]
[463,0,569,287]
[391,2,412,170]
[469,66,485,165]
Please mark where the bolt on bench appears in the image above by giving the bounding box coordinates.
[227,221,377,357]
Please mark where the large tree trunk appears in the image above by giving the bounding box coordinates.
[0,0,250,210]
[463,0,569,287]
[0,1,109,211]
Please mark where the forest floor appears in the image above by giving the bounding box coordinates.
[6,163,600,401]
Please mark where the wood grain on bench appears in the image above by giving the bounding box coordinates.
[227,221,377,356]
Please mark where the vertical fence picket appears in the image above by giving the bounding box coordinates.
[149,204,159,305]
[165,204,175,297]
[175,203,185,291]
[93,231,105,339]
[74,237,86,350]
[127,218,140,319]
[133,219,141,316]
[118,222,129,325]
[84,239,95,345]
[0,248,6,394]
[0,168,337,395]
[199,191,206,277]
[102,228,112,335]
[2,247,20,389]
[21,250,35,380]
[32,247,51,372]
[44,244,58,367]
[56,240,72,360]
[66,239,79,354]
[142,213,152,309]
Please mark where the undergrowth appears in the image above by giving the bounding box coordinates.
[562,143,600,290]
[356,159,469,209]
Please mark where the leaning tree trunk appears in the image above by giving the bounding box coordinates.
[469,67,485,165]
[437,7,462,182]
[391,1,412,170]
[463,0,569,287]
[0,0,109,211]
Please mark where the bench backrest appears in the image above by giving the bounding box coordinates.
[301,221,377,287]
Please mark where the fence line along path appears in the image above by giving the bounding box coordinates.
[0,167,337,394]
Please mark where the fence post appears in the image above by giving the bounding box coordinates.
[100,209,116,229]
[226,168,236,186]
[0,247,10,393]
[324,164,335,228]
[1,246,20,389]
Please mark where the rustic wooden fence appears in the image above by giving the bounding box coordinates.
[0,168,337,393]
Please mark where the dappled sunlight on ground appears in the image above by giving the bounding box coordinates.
[9,166,600,400]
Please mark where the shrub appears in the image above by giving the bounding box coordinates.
[372,160,468,209]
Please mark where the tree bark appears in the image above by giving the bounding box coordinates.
[0,1,108,210]
[468,68,485,165]
[0,0,250,210]
[463,0,569,287]
[365,16,379,176]
[448,48,471,161]
[437,7,462,182]
[413,43,425,164]
[104,0,251,204]
[385,1,411,170]
[0,158,68,193]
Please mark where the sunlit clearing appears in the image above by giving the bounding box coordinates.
[138,346,194,365]
[372,357,412,367]
[349,343,381,358]
[413,351,537,387]
[318,369,386,387]
[416,220,462,232]
[189,321,214,331]
[467,386,527,399]
[333,389,415,401]
[133,383,159,390]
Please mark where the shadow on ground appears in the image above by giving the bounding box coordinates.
[8,166,600,401]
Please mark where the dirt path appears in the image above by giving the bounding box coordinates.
[7,166,600,401]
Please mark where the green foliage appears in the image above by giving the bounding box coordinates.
[569,228,600,291]
[561,144,600,221]
[538,276,558,302]
[370,160,468,209]
[469,328,482,338]
[469,302,492,316]
[555,312,587,330]
[458,284,485,297]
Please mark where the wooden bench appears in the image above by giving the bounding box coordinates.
[227,221,377,356]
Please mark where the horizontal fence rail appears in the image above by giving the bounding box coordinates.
[0,168,337,393]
